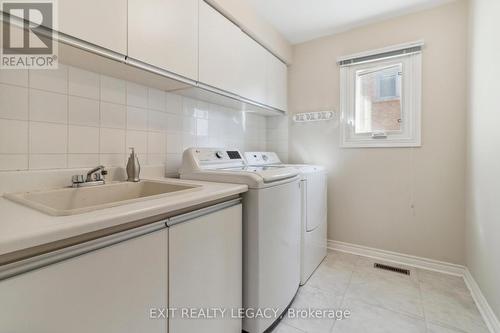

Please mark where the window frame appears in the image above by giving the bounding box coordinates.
[339,48,422,148]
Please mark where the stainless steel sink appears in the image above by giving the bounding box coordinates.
[3,180,201,216]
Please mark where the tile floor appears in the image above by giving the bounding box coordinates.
[272,250,488,333]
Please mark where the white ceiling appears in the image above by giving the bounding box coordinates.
[245,0,454,44]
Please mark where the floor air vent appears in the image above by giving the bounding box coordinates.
[374,263,410,275]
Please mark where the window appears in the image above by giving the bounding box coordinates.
[339,42,422,147]
[375,65,401,101]
[355,64,402,135]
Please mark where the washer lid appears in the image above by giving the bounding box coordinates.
[221,166,299,183]
[279,164,326,174]
[181,148,300,188]
[244,152,326,174]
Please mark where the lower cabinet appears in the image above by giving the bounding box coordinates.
[0,228,168,333]
[169,204,242,333]
[0,203,242,333]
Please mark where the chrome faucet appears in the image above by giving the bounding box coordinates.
[86,165,106,182]
[72,165,108,188]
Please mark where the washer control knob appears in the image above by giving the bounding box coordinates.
[215,151,224,159]
[262,154,269,161]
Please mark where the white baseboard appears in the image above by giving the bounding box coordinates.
[327,240,465,276]
[328,239,500,333]
[464,268,500,333]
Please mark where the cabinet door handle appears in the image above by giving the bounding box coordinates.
[0,220,167,281]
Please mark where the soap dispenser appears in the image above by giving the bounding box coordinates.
[126,147,141,182]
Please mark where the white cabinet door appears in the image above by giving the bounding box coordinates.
[266,53,288,111]
[0,229,168,333]
[169,204,242,333]
[238,34,267,104]
[58,0,127,54]
[199,0,242,96]
[128,0,198,80]
[199,1,285,110]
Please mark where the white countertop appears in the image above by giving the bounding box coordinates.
[0,177,247,257]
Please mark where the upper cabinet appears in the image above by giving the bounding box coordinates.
[199,0,242,96]
[58,0,127,54]
[238,33,268,104]
[199,1,287,112]
[266,53,288,111]
[41,0,286,113]
[128,0,199,81]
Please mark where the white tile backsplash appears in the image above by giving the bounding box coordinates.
[0,63,271,172]
[68,154,100,168]
[182,116,196,135]
[68,126,99,154]
[126,82,148,108]
[148,154,165,166]
[100,75,126,105]
[196,118,209,137]
[166,132,182,154]
[29,89,67,124]
[99,153,124,167]
[147,132,165,155]
[126,106,148,131]
[68,67,100,99]
[0,84,28,121]
[266,115,289,162]
[166,92,183,115]
[182,132,196,150]
[0,119,28,154]
[29,64,68,94]
[182,97,197,117]
[100,102,126,129]
[0,154,28,171]
[166,153,182,175]
[148,110,168,132]
[100,128,126,154]
[30,122,68,154]
[29,154,67,170]
[69,96,100,127]
[166,113,182,132]
[0,69,28,87]
[126,130,148,154]
[148,88,166,112]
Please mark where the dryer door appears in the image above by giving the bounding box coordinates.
[305,172,327,232]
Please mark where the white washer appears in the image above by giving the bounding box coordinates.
[245,152,327,285]
[181,148,301,333]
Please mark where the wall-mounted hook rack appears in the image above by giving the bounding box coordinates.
[293,111,335,122]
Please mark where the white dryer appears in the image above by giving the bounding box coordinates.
[181,148,301,333]
[245,152,327,285]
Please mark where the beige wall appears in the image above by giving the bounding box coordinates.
[288,1,468,264]
[205,0,292,63]
[466,0,500,319]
